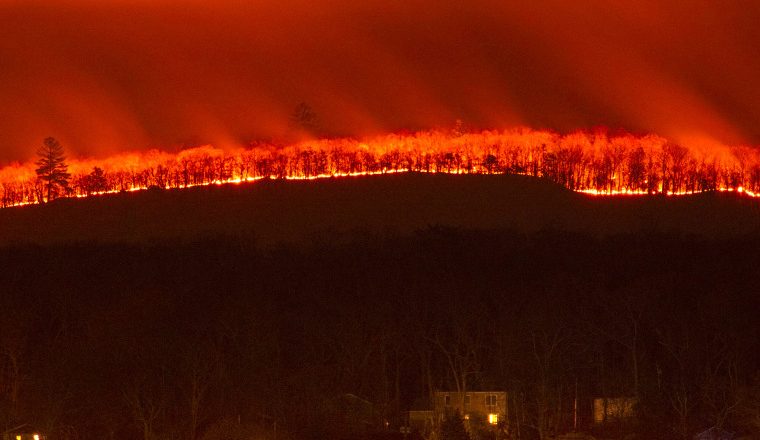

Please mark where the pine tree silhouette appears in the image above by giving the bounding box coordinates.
[35,137,71,202]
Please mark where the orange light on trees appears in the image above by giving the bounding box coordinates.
[1,128,759,209]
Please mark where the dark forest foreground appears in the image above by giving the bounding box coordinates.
[0,174,759,439]
[0,227,758,439]
[1,173,759,246]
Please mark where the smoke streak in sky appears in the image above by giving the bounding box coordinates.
[2,0,760,163]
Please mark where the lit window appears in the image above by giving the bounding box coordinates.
[488,413,499,425]
[486,394,497,406]
[34,435,40,440]
[16,436,21,440]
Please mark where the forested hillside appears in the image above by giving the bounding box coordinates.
[1,173,759,246]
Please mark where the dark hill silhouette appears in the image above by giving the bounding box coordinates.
[1,173,759,246]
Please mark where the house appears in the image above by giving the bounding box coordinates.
[408,391,508,437]
[433,391,507,427]
[2,426,46,440]
[592,397,636,423]
[2,435,44,440]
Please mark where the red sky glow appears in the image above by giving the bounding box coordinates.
[2,0,760,163]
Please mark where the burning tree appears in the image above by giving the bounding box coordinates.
[77,167,108,196]
[35,137,70,202]
[0,128,756,208]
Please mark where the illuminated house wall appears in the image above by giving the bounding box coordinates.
[2,432,45,440]
[408,391,508,436]
[593,397,636,423]
[434,391,508,428]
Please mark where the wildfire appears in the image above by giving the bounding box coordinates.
[2,127,760,208]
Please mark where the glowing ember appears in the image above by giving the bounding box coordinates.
[2,127,760,208]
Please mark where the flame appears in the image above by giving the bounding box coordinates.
[2,127,760,208]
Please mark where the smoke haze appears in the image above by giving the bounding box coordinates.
[2,0,760,163]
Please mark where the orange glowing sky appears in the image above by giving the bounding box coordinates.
[2,0,760,163]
